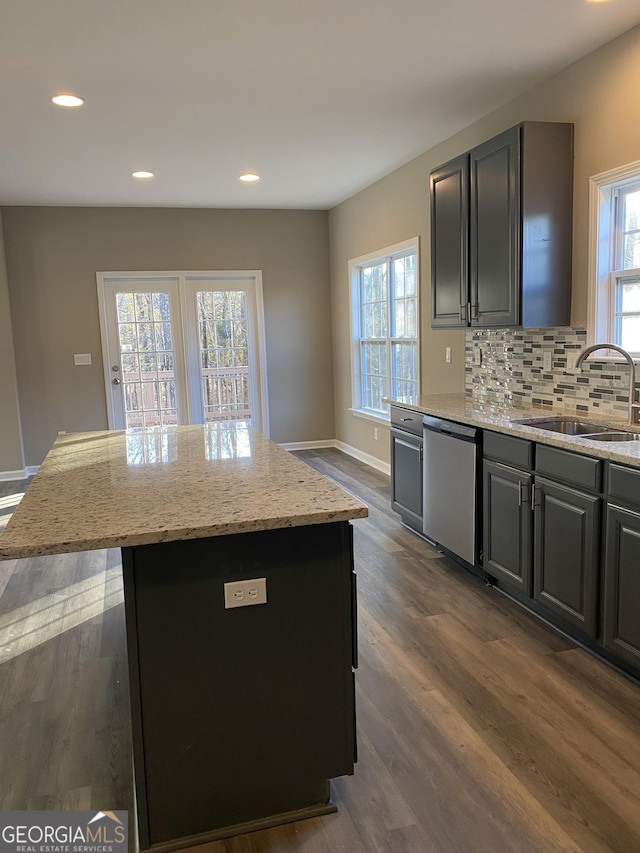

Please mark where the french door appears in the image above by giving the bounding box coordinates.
[97,272,269,434]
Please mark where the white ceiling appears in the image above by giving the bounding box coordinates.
[1,0,640,210]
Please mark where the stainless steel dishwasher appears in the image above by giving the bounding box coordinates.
[422,415,479,567]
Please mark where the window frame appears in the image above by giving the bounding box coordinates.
[349,238,420,423]
[588,163,640,357]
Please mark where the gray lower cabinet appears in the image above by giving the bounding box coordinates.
[603,506,640,668]
[533,477,600,637]
[603,464,640,669]
[483,434,601,640]
[390,406,423,532]
[483,459,532,595]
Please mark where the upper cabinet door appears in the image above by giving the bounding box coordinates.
[430,154,469,328]
[470,126,520,327]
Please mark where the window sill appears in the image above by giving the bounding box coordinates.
[349,408,391,428]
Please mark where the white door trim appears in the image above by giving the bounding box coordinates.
[96,270,270,434]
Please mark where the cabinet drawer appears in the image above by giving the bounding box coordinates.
[390,406,423,436]
[536,445,601,493]
[483,430,533,469]
[608,464,640,510]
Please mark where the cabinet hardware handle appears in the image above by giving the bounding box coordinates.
[401,417,411,421]
[518,481,528,507]
[531,483,541,510]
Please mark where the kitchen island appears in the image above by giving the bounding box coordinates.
[0,422,368,852]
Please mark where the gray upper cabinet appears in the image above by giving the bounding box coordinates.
[430,154,469,327]
[430,121,574,329]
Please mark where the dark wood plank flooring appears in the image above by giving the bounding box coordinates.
[1,450,639,852]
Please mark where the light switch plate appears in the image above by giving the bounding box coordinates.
[74,353,92,365]
[224,578,267,609]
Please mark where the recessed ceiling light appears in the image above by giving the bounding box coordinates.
[239,173,260,183]
[132,171,154,179]
[51,94,85,108]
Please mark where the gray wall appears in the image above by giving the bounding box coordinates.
[3,23,640,471]
[329,23,640,466]
[2,207,333,465]
[0,211,25,474]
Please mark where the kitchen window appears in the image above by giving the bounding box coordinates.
[349,238,419,419]
[589,163,640,355]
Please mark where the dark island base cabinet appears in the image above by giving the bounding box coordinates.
[122,522,357,852]
[604,506,640,669]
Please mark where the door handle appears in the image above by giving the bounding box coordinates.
[112,377,121,385]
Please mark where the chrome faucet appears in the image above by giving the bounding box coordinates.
[575,343,640,425]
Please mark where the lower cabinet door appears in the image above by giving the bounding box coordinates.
[533,477,600,638]
[603,505,640,668]
[391,430,423,530]
[483,460,533,595]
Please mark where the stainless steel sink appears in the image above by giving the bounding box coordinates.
[513,417,640,441]
[583,432,640,442]
[514,418,611,435]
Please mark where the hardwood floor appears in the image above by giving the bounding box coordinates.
[1,450,640,852]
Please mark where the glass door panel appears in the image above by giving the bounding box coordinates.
[116,291,178,428]
[196,290,251,422]
[99,277,188,430]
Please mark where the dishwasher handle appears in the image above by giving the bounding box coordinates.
[423,415,477,443]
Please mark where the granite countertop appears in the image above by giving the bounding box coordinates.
[387,393,640,468]
[0,422,368,559]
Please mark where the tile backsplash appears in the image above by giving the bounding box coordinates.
[465,327,638,419]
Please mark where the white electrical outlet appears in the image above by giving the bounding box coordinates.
[543,351,553,371]
[445,347,452,364]
[474,346,482,366]
[374,427,378,440]
[224,578,267,609]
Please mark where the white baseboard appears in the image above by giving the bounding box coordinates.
[335,441,390,476]
[280,438,390,476]
[280,439,337,451]
[0,469,29,482]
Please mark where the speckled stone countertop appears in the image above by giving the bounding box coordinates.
[0,422,368,559]
[388,393,640,467]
